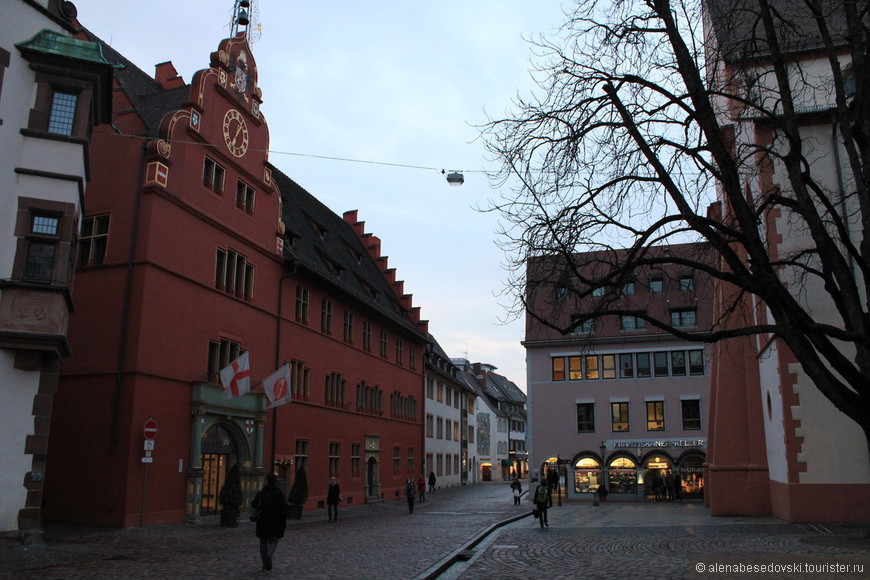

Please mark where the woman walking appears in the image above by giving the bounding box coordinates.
[252,473,288,571]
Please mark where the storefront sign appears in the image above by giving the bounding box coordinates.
[610,438,705,450]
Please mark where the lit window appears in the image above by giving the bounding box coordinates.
[611,402,630,432]
[551,357,565,381]
[646,401,665,431]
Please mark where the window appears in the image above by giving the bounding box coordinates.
[437,417,443,439]
[362,321,372,351]
[351,443,361,476]
[585,355,599,380]
[295,286,309,323]
[445,419,452,441]
[654,352,669,376]
[329,442,341,477]
[619,353,634,378]
[623,281,635,295]
[426,413,434,438]
[410,345,417,371]
[602,354,616,379]
[343,310,355,344]
[407,447,415,475]
[671,351,687,376]
[570,318,594,334]
[620,314,647,331]
[670,309,697,328]
[206,338,244,382]
[295,439,309,474]
[215,248,254,301]
[646,401,665,431]
[592,286,606,296]
[611,402,630,432]
[78,214,109,266]
[24,213,60,282]
[679,276,695,292]
[47,91,77,135]
[356,381,383,414]
[202,157,225,193]
[379,330,388,358]
[568,356,582,380]
[395,338,404,365]
[325,372,346,407]
[649,278,663,294]
[291,359,310,400]
[577,403,595,432]
[551,357,566,381]
[636,353,651,378]
[682,399,702,430]
[689,350,705,375]
[321,299,333,334]
[236,180,255,214]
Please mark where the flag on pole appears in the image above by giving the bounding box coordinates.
[263,363,292,408]
[219,351,251,399]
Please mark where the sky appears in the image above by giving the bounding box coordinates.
[72,0,574,391]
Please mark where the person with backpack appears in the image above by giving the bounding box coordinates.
[405,477,416,513]
[533,480,551,528]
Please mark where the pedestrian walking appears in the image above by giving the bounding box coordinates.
[326,476,341,522]
[428,471,436,493]
[417,474,426,502]
[251,473,288,572]
[405,477,417,513]
[533,480,551,528]
[511,479,522,505]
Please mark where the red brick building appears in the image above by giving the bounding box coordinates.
[43,25,428,527]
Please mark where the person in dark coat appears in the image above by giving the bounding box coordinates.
[326,476,341,522]
[428,471,436,493]
[405,477,417,513]
[252,473,288,571]
[533,480,551,528]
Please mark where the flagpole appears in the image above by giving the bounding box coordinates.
[273,274,293,473]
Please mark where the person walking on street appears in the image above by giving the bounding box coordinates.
[405,477,417,513]
[326,476,341,522]
[417,474,426,502]
[533,480,551,528]
[511,479,522,505]
[252,473,288,571]
[428,471,436,493]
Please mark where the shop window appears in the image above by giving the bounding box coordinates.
[646,400,665,431]
[574,457,602,493]
[568,356,582,380]
[576,403,595,433]
[636,353,651,378]
[78,214,109,266]
[689,350,705,375]
[602,354,616,379]
[551,357,565,381]
[585,355,599,380]
[654,352,670,376]
[608,457,638,493]
[671,351,687,376]
[611,402,630,432]
[682,399,701,430]
[619,353,634,378]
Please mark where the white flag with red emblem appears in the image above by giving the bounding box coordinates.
[219,352,251,399]
[262,363,292,408]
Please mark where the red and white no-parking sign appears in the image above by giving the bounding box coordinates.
[143,418,158,440]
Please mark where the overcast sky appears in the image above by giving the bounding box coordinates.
[72,0,573,391]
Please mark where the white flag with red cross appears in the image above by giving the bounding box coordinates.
[263,363,292,408]
[219,352,251,399]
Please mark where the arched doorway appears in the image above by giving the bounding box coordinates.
[366,456,380,501]
[607,456,638,494]
[573,457,602,494]
[480,462,492,482]
[642,453,674,500]
[677,453,705,499]
[200,422,239,516]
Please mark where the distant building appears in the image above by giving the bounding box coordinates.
[42,18,427,528]
[0,0,111,545]
[524,243,713,499]
[454,359,527,482]
[424,337,476,488]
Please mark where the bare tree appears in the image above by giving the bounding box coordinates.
[482,1,870,445]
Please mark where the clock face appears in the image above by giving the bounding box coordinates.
[222,109,249,157]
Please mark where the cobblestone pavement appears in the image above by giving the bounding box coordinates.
[2,484,870,580]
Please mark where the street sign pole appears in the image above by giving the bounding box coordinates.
[140,417,157,527]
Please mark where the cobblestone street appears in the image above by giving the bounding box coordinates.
[2,483,870,579]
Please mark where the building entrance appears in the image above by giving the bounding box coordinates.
[200,423,238,516]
